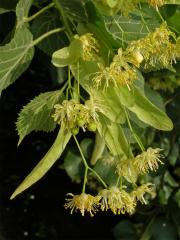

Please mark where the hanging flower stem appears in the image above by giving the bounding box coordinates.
[73,135,108,190]
[124,107,145,152]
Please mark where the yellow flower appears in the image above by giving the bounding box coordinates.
[116,158,138,183]
[131,183,156,204]
[64,193,101,217]
[127,23,178,69]
[92,63,115,89]
[148,0,164,8]
[99,186,136,215]
[52,99,98,133]
[92,49,137,89]
[134,148,163,174]
[77,33,99,61]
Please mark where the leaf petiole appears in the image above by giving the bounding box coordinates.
[32,27,65,46]
[25,3,55,22]
[73,135,108,190]
[124,107,145,152]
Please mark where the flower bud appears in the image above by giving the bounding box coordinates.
[71,127,79,135]
[131,50,144,65]
[87,122,97,132]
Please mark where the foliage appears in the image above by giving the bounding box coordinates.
[0,0,180,238]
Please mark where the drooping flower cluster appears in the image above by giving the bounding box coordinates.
[116,158,138,183]
[64,148,163,216]
[131,183,156,204]
[64,193,101,216]
[52,99,99,134]
[116,148,164,183]
[64,183,155,216]
[92,48,138,89]
[134,147,163,174]
[126,23,179,69]
[75,33,99,61]
[99,186,136,215]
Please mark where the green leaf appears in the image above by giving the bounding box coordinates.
[91,88,126,124]
[144,84,165,111]
[113,220,137,240]
[80,138,94,159]
[31,9,67,56]
[16,89,65,145]
[159,185,173,205]
[91,132,105,165]
[93,156,118,186]
[128,87,173,131]
[97,114,131,158]
[0,25,34,94]
[63,151,83,182]
[168,143,179,166]
[57,0,88,21]
[52,39,83,67]
[114,85,135,107]
[167,11,180,34]
[164,171,178,187]
[104,10,160,44]
[10,126,72,199]
[152,217,178,240]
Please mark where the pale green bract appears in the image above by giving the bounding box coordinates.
[10,126,72,199]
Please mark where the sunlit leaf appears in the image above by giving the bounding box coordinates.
[16,89,65,145]
[104,10,160,44]
[0,25,34,94]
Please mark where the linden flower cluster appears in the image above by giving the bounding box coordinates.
[116,148,163,183]
[64,193,101,217]
[147,0,164,8]
[127,23,179,69]
[99,186,136,215]
[131,183,156,204]
[92,48,138,89]
[134,147,164,174]
[64,183,155,216]
[75,33,99,61]
[116,158,138,183]
[52,99,98,134]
